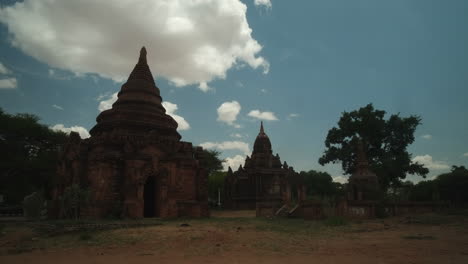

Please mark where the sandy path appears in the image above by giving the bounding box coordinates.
[2,213,468,264]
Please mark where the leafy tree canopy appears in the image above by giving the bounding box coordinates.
[300,170,344,198]
[208,171,226,206]
[0,108,67,204]
[318,104,428,190]
[435,166,468,205]
[198,149,224,176]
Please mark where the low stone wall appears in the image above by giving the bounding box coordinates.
[385,201,446,216]
[345,201,377,219]
[299,200,448,220]
[301,201,325,220]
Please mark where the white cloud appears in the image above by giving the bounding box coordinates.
[98,92,118,112]
[254,0,272,9]
[48,68,72,80]
[260,88,267,93]
[199,141,250,155]
[0,0,269,91]
[412,155,450,170]
[287,113,299,120]
[222,154,245,171]
[421,134,432,140]
[0,62,11,74]
[247,110,278,121]
[51,124,90,139]
[463,153,468,157]
[230,133,242,138]
[0,78,17,89]
[217,101,241,127]
[332,176,348,184]
[52,104,63,110]
[162,101,190,131]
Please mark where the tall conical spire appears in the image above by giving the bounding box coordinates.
[253,121,272,155]
[127,46,155,84]
[89,47,180,140]
[139,46,147,64]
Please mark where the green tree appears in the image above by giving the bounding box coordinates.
[435,166,468,205]
[318,104,428,190]
[198,149,224,176]
[409,180,435,202]
[208,171,227,206]
[196,148,225,205]
[300,170,343,199]
[0,108,67,204]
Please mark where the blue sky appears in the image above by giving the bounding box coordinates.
[0,0,467,183]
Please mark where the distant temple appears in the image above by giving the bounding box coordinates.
[224,122,305,210]
[51,47,209,219]
[347,140,380,201]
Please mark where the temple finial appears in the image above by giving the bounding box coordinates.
[260,121,264,134]
[139,46,147,64]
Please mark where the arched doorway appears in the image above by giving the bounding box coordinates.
[143,176,158,217]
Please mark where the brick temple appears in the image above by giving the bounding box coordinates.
[224,122,305,210]
[51,47,209,219]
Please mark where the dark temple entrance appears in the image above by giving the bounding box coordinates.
[144,176,158,217]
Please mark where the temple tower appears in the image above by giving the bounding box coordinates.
[52,47,209,219]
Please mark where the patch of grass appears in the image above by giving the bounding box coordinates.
[402,234,436,240]
[324,216,347,227]
[407,214,454,226]
[79,232,92,241]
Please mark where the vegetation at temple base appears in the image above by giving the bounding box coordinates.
[0,108,67,205]
[59,184,90,219]
[319,103,428,191]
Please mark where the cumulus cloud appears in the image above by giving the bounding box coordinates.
[0,78,17,89]
[217,101,241,127]
[51,124,90,139]
[254,0,272,9]
[247,110,278,121]
[98,92,118,112]
[162,101,190,131]
[287,113,299,120]
[199,141,250,155]
[421,134,432,140]
[52,104,63,110]
[222,154,245,171]
[48,69,72,80]
[332,176,348,184]
[412,155,450,170]
[230,133,242,138]
[0,62,11,74]
[0,0,269,91]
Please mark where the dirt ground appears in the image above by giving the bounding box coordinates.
[1,211,468,264]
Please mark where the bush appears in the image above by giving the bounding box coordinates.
[324,216,347,226]
[59,184,90,219]
[23,191,45,220]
